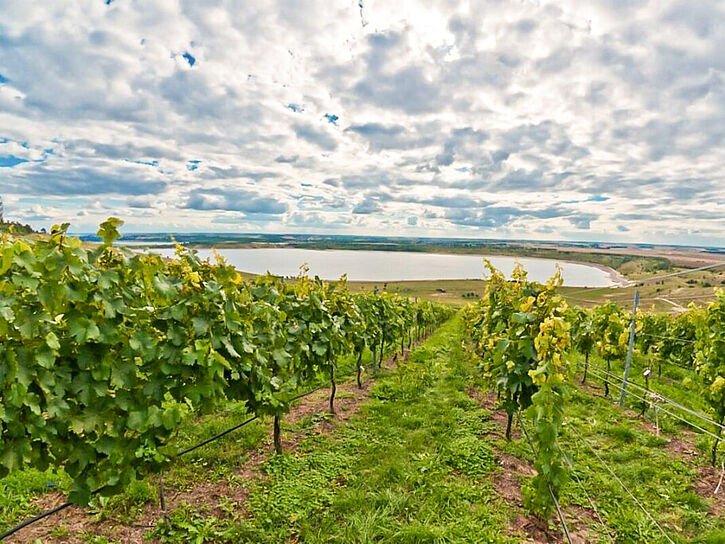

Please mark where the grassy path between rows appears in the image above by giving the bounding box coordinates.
[153,315,518,543]
[5,315,725,543]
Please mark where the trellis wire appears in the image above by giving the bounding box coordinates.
[568,426,676,544]
[0,381,328,541]
[586,366,724,442]
[517,413,573,544]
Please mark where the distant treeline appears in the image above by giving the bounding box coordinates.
[0,220,36,235]
[78,232,674,273]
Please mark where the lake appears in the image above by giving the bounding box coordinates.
[152,247,623,287]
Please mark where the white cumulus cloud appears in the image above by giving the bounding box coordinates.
[0,0,723,245]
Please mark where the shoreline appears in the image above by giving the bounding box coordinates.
[142,244,630,288]
[583,261,632,288]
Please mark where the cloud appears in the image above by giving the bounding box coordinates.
[202,167,279,181]
[184,189,288,214]
[345,122,436,152]
[0,0,722,244]
[568,214,597,230]
[444,205,573,229]
[126,196,155,208]
[352,66,442,114]
[294,123,338,151]
[352,198,382,214]
[275,154,298,163]
[3,163,168,195]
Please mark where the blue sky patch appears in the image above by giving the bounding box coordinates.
[126,159,159,167]
[1,1,724,245]
[0,155,29,168]
[182,52,196,67]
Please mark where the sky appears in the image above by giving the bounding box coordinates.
[0,0,724,246]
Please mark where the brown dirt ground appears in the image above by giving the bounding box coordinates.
[694,463,725,516]
[468,384,626,543]
[6,343,423,544]
[468,387,565,542]
[578,377,725,519]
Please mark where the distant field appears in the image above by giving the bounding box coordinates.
[348,278,487,307]
[99,233,725,311]
[104,232,725,272]
[557,265,725,312]
[348,265,725,312]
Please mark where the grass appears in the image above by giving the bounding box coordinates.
[4,315,725,543]
[559,266,725,313]
[344,263,725,310]
[0,468,68,531]
[348,278,487,307]
[559,388,705,542]
[153,316,517,543]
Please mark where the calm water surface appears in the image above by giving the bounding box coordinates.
[153,248,620,287]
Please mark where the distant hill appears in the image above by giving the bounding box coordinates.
[0,220,36,235]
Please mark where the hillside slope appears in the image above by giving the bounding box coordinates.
[3,316,725,543]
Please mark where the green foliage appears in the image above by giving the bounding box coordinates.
[463,261,570,519]
[660,310,699,369]
[590,302,628,397]
[152,505,232,543]
[0,221,35,236]
[569,307,595,358]
[695,290,725,462]
[439,435,495,476]
[569,290,725,466]
[592,302,628,362]
[0,220,451,508]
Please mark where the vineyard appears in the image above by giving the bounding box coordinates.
[0,220,452,540]
[461,261,725,541]
[1,223,725,542]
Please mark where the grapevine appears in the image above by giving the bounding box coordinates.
[463,261,571,518]
[0,219,452,504]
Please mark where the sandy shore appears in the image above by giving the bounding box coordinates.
[583,261,632,288]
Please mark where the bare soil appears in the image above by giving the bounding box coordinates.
[5,344,420,544]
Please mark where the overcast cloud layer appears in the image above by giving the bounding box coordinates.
[0,0,724,245]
